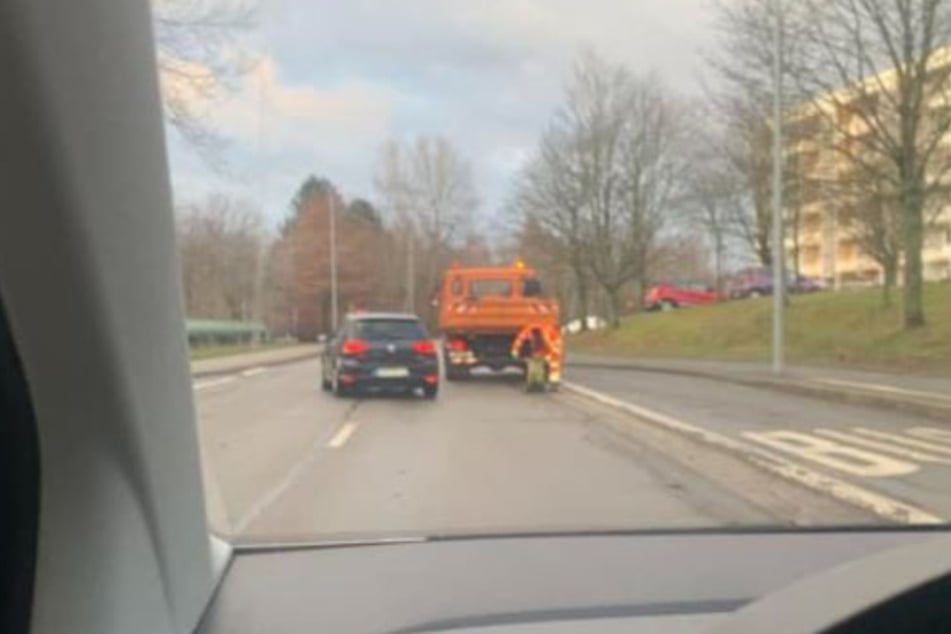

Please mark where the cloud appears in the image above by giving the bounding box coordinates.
[216,57,397,157]
[165,1,716,227]
[166,54,401,224]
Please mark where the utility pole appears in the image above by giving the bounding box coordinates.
[406,233,416,313]
[252,59,268,347]
[329,189,339,332]
[771,0,786,374]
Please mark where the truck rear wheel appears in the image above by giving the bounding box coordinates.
[445,364,470,381]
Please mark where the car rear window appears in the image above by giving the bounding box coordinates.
[352,319,427,341]
[469,279,513,298]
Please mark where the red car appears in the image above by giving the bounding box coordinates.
[645,281,719,311]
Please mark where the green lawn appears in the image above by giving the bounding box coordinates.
[572,283,951,375]
[188,341,298,361]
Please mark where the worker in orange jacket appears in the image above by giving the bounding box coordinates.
[511,322,563,391]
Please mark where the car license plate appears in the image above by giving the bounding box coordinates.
[375,367,409,379]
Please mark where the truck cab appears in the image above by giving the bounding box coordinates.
[437,262,560,380]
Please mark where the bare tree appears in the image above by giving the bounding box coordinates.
[407,137,479,263]
[840,175,904,305]
[514,52,684,327]
[707,0,813,269]
[718,111,776,267]
[512,121,593,327]
[374,136,479,315]
[176,194,267,319]
[686,145,738,294]
[152,0,256,165]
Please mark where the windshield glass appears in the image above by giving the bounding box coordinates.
[352,319,426,341]
[469,279,514,298]
[154,0,951,546]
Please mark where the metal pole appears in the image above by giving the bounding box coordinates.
[406,234,416,313]
[329,190,339,332]
[771,0,786,374]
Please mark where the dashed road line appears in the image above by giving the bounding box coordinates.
[232,433,329,535]
[563,381,945,525]
[326,419,360,449]
[193,376,238,391]
[232,401,362,535]
[194,366,275,391]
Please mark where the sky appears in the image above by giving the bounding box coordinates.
[164,0,717,230]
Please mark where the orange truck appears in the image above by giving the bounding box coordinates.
[437,261,560,380]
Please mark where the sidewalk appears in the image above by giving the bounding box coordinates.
[569,353,951,422]
[191,344,320,377]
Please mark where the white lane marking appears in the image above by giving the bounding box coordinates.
[908,427,951,444]
[232,433,330,535]
[816,378,951,403]
[193,376,238,391]
[326,420,360,449]
[241,366,268,378]
[563,381,944,525]
[814,429,951,464]
[742,430,919,477]
[852,428,951,457]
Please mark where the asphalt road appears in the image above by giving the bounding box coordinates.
[567,366,951,525]
[193,359,884,543]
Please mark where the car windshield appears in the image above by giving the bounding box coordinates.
[352,319,426,341]
[154,0,951,548]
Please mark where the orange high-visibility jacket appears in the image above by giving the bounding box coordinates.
[511,322,560,359]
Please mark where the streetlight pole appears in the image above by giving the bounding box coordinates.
[771,0,786,374]
[406,234,416,313]
[328,190,339,332]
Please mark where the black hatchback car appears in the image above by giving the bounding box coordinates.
[321,313,439,398]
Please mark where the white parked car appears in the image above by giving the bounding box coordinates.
[564,315,608,334]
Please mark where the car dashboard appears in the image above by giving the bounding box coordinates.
[197,528,942,634]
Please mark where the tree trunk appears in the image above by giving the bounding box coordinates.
[714,234,724,297]
[606,286,622,329]
[902,188,925,329]
[757,238,772,268]
[573,262,590,331]
[790,207,801,280]
[881,255,897,308]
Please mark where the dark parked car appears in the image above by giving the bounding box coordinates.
[727,267,823,299]
[321,312,439,398]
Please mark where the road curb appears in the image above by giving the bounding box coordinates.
[191,350,320,378]
[561,380,944,526]
[568,358,951,424]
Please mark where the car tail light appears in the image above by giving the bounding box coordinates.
[413,340,437,355]
[341,339,369,356]
[448,338,467,352]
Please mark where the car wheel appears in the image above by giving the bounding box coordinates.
[332,372,350,397]
[422,384,438,399]
[661,300,677,311]
[445,365,469,381]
